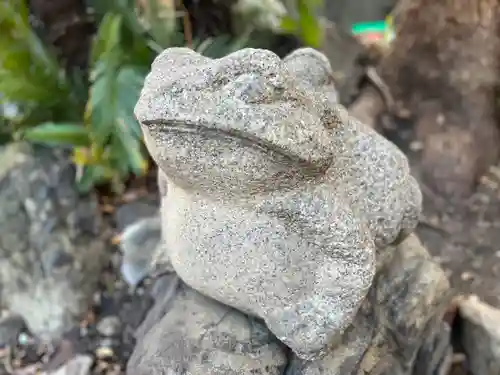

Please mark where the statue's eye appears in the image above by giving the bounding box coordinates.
[223,74,284,104]
[222,74,266,102]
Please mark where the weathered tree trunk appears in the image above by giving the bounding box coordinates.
[348,0,500,310]
[379,0,500,201]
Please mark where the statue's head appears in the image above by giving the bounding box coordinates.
[135,47,347,195]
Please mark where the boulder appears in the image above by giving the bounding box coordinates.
[127,275,288,375]
[0,143,107,339]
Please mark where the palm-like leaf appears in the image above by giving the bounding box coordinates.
[80,11,149,191]
[0,0,82,127]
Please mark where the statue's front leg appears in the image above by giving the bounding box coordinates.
[256,185,376,360]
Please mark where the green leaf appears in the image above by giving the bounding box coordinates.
[0,131,13,145]
[0,0,80,123]
[297,0,323,47]
[90,13,124,65]
[22,122,90,146]
[142,0,179,48]
[86,56,148,177]
[280,17,299,33]
[77,164,112,193]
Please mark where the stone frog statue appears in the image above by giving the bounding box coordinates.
[134,47,422,361]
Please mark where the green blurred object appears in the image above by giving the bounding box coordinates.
[351,21,387,34]
[280,0,324,48]
[0,0,83,129]
[1,0,258,193]
[351,18,395,43]
[22,122,90,146]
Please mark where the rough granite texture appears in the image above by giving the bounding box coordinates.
[134,47,423,360]
[127,235,452,375]
[0,143,107,339]
[285,234,452,375]
[127,274,289,375]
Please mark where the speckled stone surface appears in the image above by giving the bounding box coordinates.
[127,236,452,375]
[135,47,422,360]
[285,234,452,375]
[0,143,107,339]
[127,275,289,375]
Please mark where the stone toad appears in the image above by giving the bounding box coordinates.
[134,47,422,360]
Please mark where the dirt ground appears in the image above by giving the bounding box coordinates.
[383,118,500,310]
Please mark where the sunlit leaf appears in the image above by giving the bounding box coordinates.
[141,0,179,48]
[72,147,91,166]
[280,17,298,33]
[296,0,323,47]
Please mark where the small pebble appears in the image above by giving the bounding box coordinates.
[0,314,26,347]
[80,326,88,337]
[409,141,424,151]
[18,332,33,346]
[461,272,474,281]
[96,346,114,359]
[49,354,93,375]
[96,316,122,337]
[92,291,102,305]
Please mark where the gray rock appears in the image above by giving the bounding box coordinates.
[126,280,288,375]
[135,273,180,339]
[285,234,451,375]
[114,199,159,231]
[119,216,164,286]
[43,354,93,375]
[96,315,122,337]
[0,314,26,347]
[459,295,500,375]
[135,46,422,360]
[413,321,452,375]
[0,143,107,339]
[128,236,451,375]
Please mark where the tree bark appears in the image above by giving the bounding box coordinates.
[378,0,500,201]
[29,0,95,72]
[347,0,500,308]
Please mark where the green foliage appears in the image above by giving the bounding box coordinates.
[0,0,256,193]
[280,0,324,48]
[80,12,150,192]
[22,122,90,146]
[0,0,82,130]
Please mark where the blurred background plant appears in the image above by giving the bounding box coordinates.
[0,0,319,193]
[280,0,324,48]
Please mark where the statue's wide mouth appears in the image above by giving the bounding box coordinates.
[141,119,331,173]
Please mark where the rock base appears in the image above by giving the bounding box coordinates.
[127,235,451,375]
